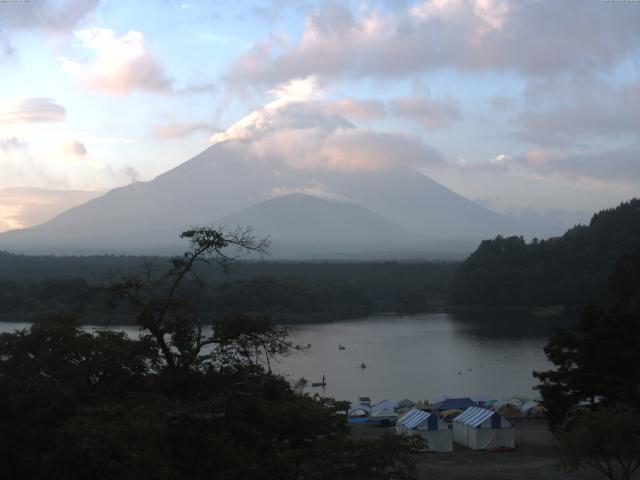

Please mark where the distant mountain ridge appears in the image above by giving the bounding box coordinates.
[0,141,525,258]
[216,193,424,258]
[451,198,640,306]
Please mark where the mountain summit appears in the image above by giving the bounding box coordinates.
[0,100,524,258]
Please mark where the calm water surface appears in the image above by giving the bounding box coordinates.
[0,310,567,405]
[276,310,566,403]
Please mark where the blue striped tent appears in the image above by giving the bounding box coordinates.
[395,409,452,452]
[453,406,514,450]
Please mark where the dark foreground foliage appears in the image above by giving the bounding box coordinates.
[0,315,418,480]
[0,227,418,479]
[534,247,640,430]
[452,198,640,306]
[535,248,640,479]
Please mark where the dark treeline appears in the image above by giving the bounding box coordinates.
[0,256,456,323]
[451,199,640,306]
[4,197,640,318]
[533,247,640,480]
[0,228,420,479]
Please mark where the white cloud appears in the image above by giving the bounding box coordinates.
[517,75,640,146]
[515,147,640,185]
[0,0,100,33]
[214,89,444,172]
[61,139,88,159]
[59,29,172,95]
[392,95,462,129]
[324,98,386,121]
[225,0,640,90]
[0,98,66,124]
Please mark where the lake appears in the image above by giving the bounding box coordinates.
[277,310,568,404]
[0,309,568,405]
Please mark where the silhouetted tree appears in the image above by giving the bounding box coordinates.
[534,248,640,430]
[557,407,640,480]
[109,226,270,369]
[0,228,419,479]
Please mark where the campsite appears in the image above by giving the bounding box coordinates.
[351,420,603,480]
[343,395,620,479]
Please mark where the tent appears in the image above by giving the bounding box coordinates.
[453,407,515,450]
[371,400,398,425]
[439,408,464,422]
[495,402,522,419]
[397,398,416,411]
[395,409,453,452]
[432,397,476,411]
[347,405,371,424]
[521,401,546,418]
[470,394,492,406]
[372,400,397,413]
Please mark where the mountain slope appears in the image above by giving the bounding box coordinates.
[215,193,423,258]
[0,141,523,257]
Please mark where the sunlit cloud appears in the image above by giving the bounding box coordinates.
[226,1,640,89]
[59,28,172,95]
[0,98,66,124]
[61,139,88,159]
[324,99,386,121]
[0,187,103,232]
[391,95,462,130]
[214,88,444,172]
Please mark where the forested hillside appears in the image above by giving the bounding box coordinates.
[451,199,640,306]
[0,255,455,322]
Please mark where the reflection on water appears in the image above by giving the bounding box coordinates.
[0,310,571,404]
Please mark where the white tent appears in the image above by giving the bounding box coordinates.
[395,409,453,452]
[347,405,371,424]
[371,400,398,425]
[453,406,515,450]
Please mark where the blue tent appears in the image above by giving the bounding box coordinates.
[432,397,476,411]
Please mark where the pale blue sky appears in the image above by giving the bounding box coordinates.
[1,0,639,230]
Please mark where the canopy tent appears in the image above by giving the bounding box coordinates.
[432,397,476,411]
[453,407,515,450]
[371,400,397,414]
[397,399,416,410]
[371,400,398,425]
[395,409,453,452]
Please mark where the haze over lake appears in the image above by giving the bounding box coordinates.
[0,309,564,404]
